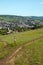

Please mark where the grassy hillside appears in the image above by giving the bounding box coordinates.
[0,28,43,45]
[0,15,26,22]
[0,15,43,22]
[0,28,43,60]
[10,38,43,65]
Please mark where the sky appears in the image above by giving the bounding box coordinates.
[0,0,43,16]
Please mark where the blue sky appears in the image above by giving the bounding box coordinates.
[0,0,43,16]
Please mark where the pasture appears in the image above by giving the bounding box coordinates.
[12,38,43,65]
[0,28,43,60]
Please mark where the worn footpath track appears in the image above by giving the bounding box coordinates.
[0,36,43,65]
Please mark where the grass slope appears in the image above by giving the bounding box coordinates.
[9,38,43,65]
[0,28,43,45]
[0,28,43,60]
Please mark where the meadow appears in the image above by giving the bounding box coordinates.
[0,28,43,60]
[12,38,43,65]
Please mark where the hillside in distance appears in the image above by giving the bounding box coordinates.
[0,15,43,22]
[0,15,43,30]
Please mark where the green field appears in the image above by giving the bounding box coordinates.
[0,28,43,60]
[0,28,43,45]
[12,38,43,65]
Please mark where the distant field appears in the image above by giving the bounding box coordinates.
[9,38,43,65]
[0,28,43,60]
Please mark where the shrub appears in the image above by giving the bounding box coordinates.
[0,28,7,35]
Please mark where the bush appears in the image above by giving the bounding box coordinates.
[0,28,7,35]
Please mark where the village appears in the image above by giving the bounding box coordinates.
[0,20,34,34]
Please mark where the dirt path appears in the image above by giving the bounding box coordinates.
[0,36,43,65]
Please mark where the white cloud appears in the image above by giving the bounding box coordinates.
[40,3,43,5]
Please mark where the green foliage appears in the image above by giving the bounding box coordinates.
[0,28,7,35]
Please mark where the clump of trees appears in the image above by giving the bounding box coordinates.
[12,26,30,32]
[0,28,7,35]
[0,25,43,35]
